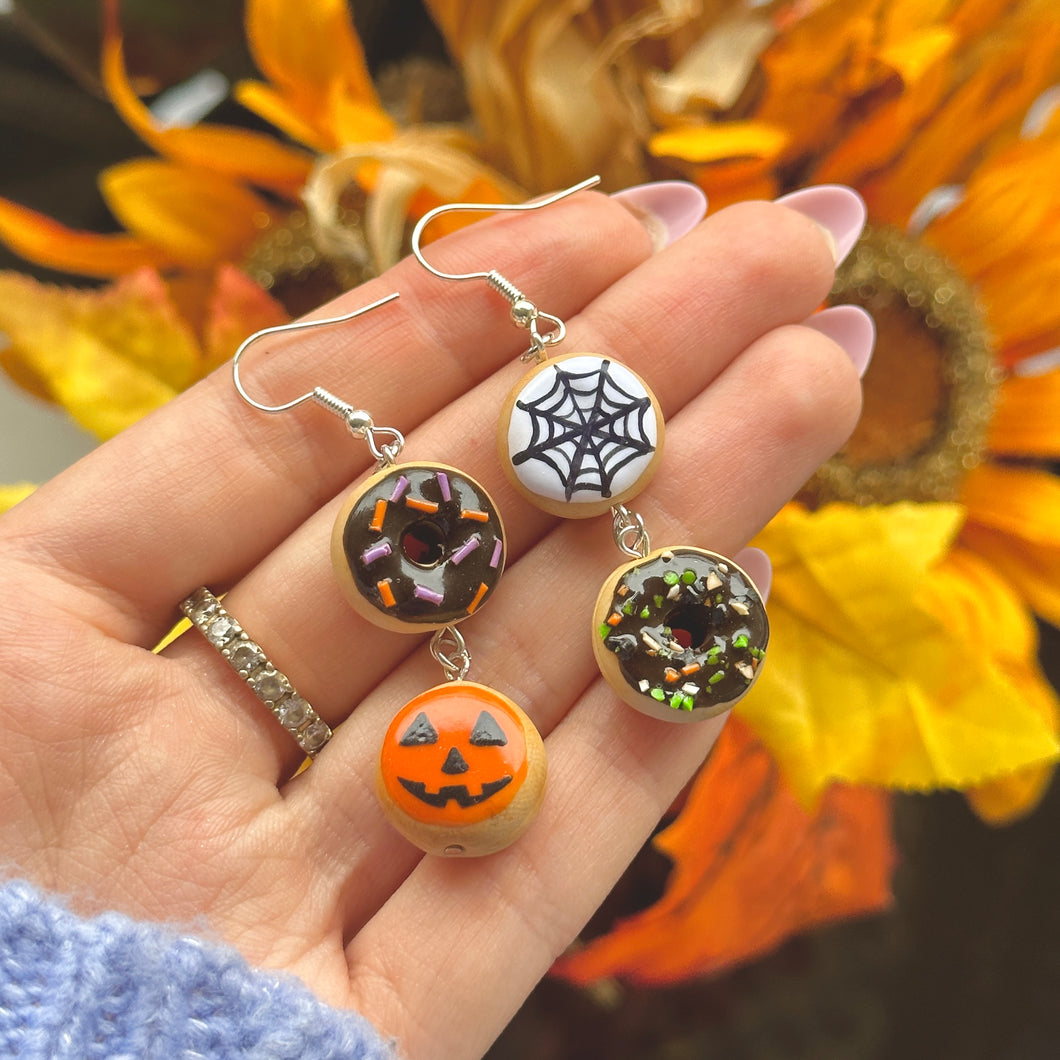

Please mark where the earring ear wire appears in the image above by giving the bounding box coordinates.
[232,291,400,415]
[411,176,602,362]
[231,291,404,463]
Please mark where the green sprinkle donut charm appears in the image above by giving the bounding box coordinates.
[592,546,768,722]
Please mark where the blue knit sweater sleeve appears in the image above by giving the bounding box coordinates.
[0,880,397,1060]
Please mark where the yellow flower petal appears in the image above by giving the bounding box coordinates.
[0,483,36,515]
[0,270,200,439]
[99,160,275,269]
[923,544,1059,824]
[101,0,311,196]
[964,666,1058,824]
[742,504,1058,802]
[650,122,789,165]
[988,369,1060,458]
[0,197,171,278]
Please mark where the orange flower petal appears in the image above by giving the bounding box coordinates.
[960,462,1060,546]
[245,0,380,109]
[202,264,288,373]
[988,369,1060,458]
[232,80,332,152]
[553,719,894,985]
[960,521,1060,630]
[0,197,171,278]
[99,160,275,268]
[101,0,311,196]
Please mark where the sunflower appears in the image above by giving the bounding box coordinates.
[2,0,1059,985]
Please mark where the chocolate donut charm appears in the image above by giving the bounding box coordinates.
[593,547,768,722]
[377,682,547,856]
[331,463,506,632]
[499,353,664,518]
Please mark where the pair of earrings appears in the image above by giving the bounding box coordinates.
[234,178,768,859]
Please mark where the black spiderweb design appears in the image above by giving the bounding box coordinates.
[512,359,655,500]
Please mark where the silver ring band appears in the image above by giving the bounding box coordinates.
[180,587,332,758]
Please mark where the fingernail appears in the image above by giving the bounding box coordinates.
[611,181,708,252]
[804,304,876,378]
[734,547,772,603]
[774,185,866,267]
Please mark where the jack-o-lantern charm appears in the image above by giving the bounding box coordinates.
[377,682,547,857]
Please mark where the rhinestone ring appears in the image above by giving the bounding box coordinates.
[180,587,332,758]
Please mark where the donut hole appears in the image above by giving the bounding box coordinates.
[666,604,714,651]
[402,520,446,567]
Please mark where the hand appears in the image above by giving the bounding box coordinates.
[0,188,862,1059]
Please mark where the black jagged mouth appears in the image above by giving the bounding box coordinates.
[398,775,513,807]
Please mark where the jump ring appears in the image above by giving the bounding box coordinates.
[180,587,332,758]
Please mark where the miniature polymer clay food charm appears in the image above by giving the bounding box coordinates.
[593,547,768,722]
[232,294,544,852]
[410,178,769,723]
[331,462,505,633]
[377,681,547,857]
[499,352,664,518]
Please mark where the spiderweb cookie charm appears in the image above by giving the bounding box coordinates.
[233,293,545,851]
[412,179,769,722]
[412,176,664,519]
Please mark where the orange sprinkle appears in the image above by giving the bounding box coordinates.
[466,582,489,614]
[617,584,630,596]
[664,667,680,683]
[681,663,701,676]
[406,497,439,514]
[377,580,396,608]
[461,509,490,522]
[607,612,623,626]
[369,499,387,532]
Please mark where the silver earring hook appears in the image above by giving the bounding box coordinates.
[232,290,406,467]
[410,175,602,363]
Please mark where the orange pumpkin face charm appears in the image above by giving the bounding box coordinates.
[377,682,547,857]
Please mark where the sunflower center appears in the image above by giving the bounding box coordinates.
[801,226,999,507]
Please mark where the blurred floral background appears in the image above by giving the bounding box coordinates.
[2,0,1060,1055]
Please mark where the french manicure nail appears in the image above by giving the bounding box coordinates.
[611,181,708,252]
[774,185,866,267]
[804,304,876,378]
[734,547,772,603]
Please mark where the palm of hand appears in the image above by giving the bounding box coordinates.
[0,192,860,1060]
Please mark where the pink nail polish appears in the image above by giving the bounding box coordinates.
[804,304,876,378]
[611,181,708,251]
[734,547,772,602]
[775,185,866,267]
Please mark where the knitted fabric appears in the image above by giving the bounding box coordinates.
[0,880,396,1060]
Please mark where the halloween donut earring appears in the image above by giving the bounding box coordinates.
[411,179,769,722]
[233,294,545,856]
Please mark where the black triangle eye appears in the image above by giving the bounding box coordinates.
[469,710,508,746]
[399,712,438,746]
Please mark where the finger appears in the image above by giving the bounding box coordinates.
[335,323,862,1060]
[291,319,861,931]
[1,191,653,643]
[161,199,839,778]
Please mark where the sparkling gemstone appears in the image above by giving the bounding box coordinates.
[251,670,286,702]
[206,616,238,645]
[302,720,330,752]
[231,642,264,672]
[280,696,309,728]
